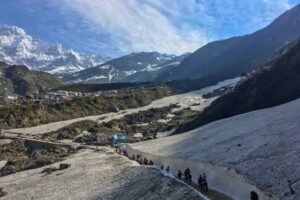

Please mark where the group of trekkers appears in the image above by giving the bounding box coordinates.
[161,164,209,194]
[130,154,209,193]
[124,153,260,200]
[197,173,208,194]
[131,154,154,166]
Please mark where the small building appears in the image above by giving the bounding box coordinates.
[43,90,83,101]
[133,133,143,139]
[1,92,21,101]
[133,132,144,142]
[62,96,74,102]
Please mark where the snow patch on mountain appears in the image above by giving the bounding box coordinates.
[63,52,191,84]
[0,25,107,75]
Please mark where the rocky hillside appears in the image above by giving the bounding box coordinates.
[63,52,190,84]
[160,4,300,83]
[0,61,64,96]
[0,25,108,75]
[176,38,300,133]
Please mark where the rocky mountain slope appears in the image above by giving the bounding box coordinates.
[63,52,190,84]
[0,25,107,75]
[0,61,64,96]
[177,38,300,133]
[159,4,300,83]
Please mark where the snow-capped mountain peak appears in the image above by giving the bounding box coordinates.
[63,51,191,84]
[0,25,107,75]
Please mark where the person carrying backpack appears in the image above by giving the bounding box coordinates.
[177,170,182,180]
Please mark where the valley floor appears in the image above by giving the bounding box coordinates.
[7,78,236,135]
[0,78,242,200]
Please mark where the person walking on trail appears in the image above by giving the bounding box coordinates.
[202,173,208,193]
[184,168,190,183]
[166,166,170,173]
[177,170,182,180]
[203,179,208,194]
[250,191,259,200]
[187,173,192,185]
[143,158,148,165]
[161,165,164,170]
[198,175,202,190]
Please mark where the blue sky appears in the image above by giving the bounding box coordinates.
[0,0,299,57]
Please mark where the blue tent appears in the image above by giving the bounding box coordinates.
[111,135,128,141]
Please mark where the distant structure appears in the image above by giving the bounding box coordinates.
[0,92,21,101]
[43,90,83,101]
[110,134,129,147]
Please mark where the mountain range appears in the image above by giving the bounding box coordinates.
[158,4,300,83]
[1,4,300,88]
[63,52,190,84]
[64,4,300,84]
[0,25,108,76]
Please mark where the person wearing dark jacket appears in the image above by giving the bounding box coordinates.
[166,166,170,173]
[184,168,191,183]
[250,191,259,200]
[177,170,182,180]
[198,175,202,190]
[187,174,192,185]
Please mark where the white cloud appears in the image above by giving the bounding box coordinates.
[261,0,293,20]
[54,0,209,55]
[49,0,298,56]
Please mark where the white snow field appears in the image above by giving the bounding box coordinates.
[0,149,206,200]
[127,98,300,200]
[7,78,240,135]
